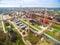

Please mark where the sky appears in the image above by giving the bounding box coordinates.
[0,0,60,7]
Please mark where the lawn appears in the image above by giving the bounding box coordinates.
[31,23,42,30]
[21,20,60,42]
[46,31,60,42]
[3,21,25,45]
[21,20,42,31]
[52,24,60,30]
[46,25,60,42]
[24,31,42,45]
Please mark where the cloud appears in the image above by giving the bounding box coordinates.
[0,0,60,7]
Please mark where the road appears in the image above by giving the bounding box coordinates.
[8,20,31,45]
[20,20,60,44]
[2,15,60,44]
[8,20,22,36]
[44,33,60,44]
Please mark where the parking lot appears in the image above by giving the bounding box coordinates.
[11,18,28,31]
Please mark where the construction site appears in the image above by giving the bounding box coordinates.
[0,8,60,45]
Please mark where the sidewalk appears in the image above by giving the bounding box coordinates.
[8,20,22,36]
[1,21,6,33]
[9,20,31,45]
[44,33,60,44]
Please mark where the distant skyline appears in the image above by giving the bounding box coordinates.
[0,0,60,7]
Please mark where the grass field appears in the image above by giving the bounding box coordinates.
[21,20,60,42]
[46,24,60,42]
[21,20,42,31]
[24,31,42,45]
[4,21,25,45]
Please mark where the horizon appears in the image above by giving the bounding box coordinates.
[0,7,60,8]
[0,0,60,8]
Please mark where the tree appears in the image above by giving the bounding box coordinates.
[0,30,6,45]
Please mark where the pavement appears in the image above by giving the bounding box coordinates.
[1,21,6,33]
[3,15,60,44]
